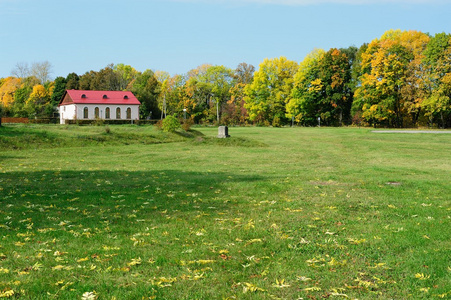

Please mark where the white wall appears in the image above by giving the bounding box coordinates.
[59,104,76,124]
[59,104,139,124]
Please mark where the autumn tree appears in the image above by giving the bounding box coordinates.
[234,62,255,85]
[24,83,54,118]
[221,63,255,125]
[0,77,22,109]
[354,30,428,127]
[245,57,298,125]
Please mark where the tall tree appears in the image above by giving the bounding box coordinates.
[0,77,22,109]
[422,33,451,128]
[131,70,160,119]
[114,64,139,90]
[66,73,80,90]
[354,30,428,127]
[30,61,53,84]
[286,49,325,125]
[24,83,54,118]
[234,62,255,84]
[79,71,97,90]
[245,56,298,125]
[91,64,121,91]
[154,71,171,119]
[316,48,353,125]
[201,65,235,123]
[11,62,30,78]
[51,77,67,104]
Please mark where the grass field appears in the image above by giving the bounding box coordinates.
[0,124,450,299]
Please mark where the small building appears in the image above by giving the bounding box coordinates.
[58,90,140,124]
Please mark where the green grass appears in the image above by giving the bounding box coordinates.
[0,125,450,299]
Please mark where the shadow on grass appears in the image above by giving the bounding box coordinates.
[0,169,264,217]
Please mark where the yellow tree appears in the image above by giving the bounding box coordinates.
[0,77,21,108]
[244,57,298,125]
[25,83,54,117]
[355,30,428,127]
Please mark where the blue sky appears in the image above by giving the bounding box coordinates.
[0,0,449,79]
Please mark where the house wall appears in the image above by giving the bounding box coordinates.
[59,104,139,124]
[59,104,77,124]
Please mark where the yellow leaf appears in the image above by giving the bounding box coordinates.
[0,289,14,298]
[303,286,322,292]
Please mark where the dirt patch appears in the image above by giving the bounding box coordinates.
[386,181,402,186]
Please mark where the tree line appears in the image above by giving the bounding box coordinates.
[1,30,450,128]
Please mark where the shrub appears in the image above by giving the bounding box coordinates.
[162,115,181,132]
[155,119,163,130]
[182,117,194,131]
[272,116,281,127]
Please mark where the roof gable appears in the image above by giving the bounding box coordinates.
[59,90,140,106]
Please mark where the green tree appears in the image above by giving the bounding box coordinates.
[91,64,121,91]
[51,77,67,104]
[201,65,235,123]
[316,48,353,125]
[79,71,97,90]
[286,49,325,126]
[131,70,160,119]
[114,64,139,90]
[422,33,451,128]
[245,57,298,125]
[66,73,80,90]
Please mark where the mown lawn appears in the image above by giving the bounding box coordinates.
[0,125,450,299]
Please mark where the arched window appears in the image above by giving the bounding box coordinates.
[105,107,110,119]
[126,107,131,119]
[94,107,100,118]
[83,107,88,119]
[116,107,121,119]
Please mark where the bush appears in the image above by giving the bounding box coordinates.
[182,117,194,131]
[155,119,163,130]
[162,115,181,132]
[272,116,281,127]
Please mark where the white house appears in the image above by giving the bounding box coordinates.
[58,90,140,124]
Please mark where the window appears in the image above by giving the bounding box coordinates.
[83,107,88,119]
[95,107,100,118]
[116,107,121,119]
[103,95,108,99]
[81,94,86,98]
[105,107,110,119]
[126,107,131,119]
[124,95,129,99]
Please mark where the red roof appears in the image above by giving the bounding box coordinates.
[60,90,140,106]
